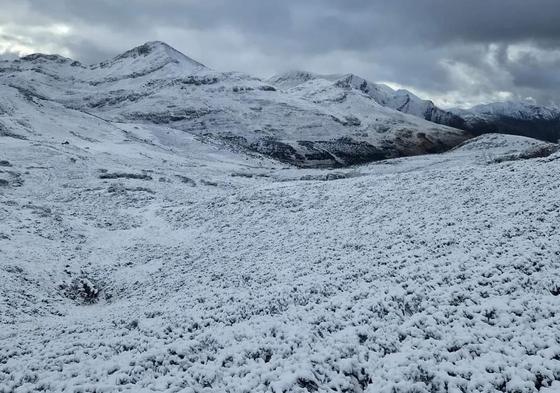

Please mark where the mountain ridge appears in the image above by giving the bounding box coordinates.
[269,69,560,143]
[0,41,471,167]
[450,101,560,142]
[9,40,559,143]
[3,40,558,166]
[269,70,465,128]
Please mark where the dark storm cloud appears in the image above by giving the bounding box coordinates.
[1,0,559,106]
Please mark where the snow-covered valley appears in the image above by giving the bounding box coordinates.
[2,42,560,392]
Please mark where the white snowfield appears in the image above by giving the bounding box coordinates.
[1,42,560,392]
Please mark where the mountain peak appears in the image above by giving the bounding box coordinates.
[91,40,206,79]
[112,41,205,68]
[18,53,81,66]
[115,41,172,59]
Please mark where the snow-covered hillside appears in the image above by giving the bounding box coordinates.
[451,102,560,142]
[269,71,464,128]
[2,104,560,391]
[2,42,560,392]
[462,101,560,121]
[268,71,560,144]
[0,42,470,167]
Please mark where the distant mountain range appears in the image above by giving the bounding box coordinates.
[269,70,560,143]
[451,101,560,142]
[0,41,558,167]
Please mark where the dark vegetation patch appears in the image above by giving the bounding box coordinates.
[59,277,101,304]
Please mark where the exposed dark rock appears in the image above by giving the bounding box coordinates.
[232,86,254,93]
[0,122,28,140]
[344,115,361,126]
[200,179,218,186]
[125,109,213,124]
[179,76,218,85]
[250,138,304,163]
[100,172,153,180]
[492,144,560,163]
[175,175,196,186]
[8,85,49,102]
[108,184,155,194]
[230,172,254,178]
[20,54,72,64]
[300,172,356,181]
[298,138,389,167]
[86,92,147,108]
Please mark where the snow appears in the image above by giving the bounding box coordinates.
[91,41,207,81]
[449,101,560,143]
[0,46,470,167]
[460,101,560,121]
[1,42,560,392]
[269,73,560,144]
[268,71,460,126]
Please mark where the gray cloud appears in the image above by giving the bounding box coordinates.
[0,0,559,107]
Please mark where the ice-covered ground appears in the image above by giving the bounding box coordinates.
[2,112,560,392]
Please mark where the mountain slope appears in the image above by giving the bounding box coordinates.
[269,71,560,143]
[90,41,207,82]
[0,43,471,167]
[451,101,560,142]
[269,71,465,128]
[2,117,560,391]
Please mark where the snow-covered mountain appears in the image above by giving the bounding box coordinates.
[91,41,206,80]
[466,101,560,119]
[269,71,560,143]
[0,42,470,167]
[451,101,560,142]
[269,71,465,128]
[3,40,557,164]
[3,41,560,392]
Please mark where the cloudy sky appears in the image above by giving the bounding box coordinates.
[1,0,559,108]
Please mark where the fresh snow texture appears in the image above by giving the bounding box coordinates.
[1,43,560,393]
[2,115,560,392]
